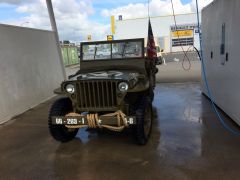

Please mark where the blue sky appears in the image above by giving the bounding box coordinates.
[181,0,192,4]
[0,4,19,21]
[0,0,192,22]
[91,0,193,23]
[0,0,212,41]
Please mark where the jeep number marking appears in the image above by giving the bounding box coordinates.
[129,118,134,124]
[67,118,78,125]
[56,118,63,124]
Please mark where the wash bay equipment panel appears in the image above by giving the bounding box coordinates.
[202,0,240,126]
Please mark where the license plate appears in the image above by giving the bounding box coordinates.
[52,117,86,125]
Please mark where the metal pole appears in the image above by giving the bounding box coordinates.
[46,0,67,80]
[148,0,150,19]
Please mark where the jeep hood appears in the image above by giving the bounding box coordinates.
[69,70,144,82]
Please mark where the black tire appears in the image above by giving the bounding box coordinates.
[48,98,79,142]
[132,96,153,145]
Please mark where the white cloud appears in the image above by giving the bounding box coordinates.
[0,0,21,4]
[190,0,214,11]
[101,0,213,19]
[2,0,213,41]
[3,0,110,41]
[0,0,33,4]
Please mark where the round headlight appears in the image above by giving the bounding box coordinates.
[118,82,129,92]
[65,84,75,94]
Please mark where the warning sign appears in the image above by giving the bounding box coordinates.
[107,35,113,41]
[172,30,193,37]
[87,35,92,41]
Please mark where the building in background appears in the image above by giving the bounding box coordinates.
[112,13,201,53]
[60,41,79,66]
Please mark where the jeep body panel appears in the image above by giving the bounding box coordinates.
[54,38,155,113]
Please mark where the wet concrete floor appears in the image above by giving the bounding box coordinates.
[0,83,240,180]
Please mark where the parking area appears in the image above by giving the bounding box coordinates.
[158,52,201,83]
[65,52,202,84]
[1,83,240,180]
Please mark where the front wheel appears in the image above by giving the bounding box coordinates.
[48,98,79,142]
[133,96,153,145]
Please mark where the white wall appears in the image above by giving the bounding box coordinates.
[202,0,240,125]
[0,24,65,124]
[115,13,201,52]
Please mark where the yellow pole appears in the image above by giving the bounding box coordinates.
[111,16,115,35]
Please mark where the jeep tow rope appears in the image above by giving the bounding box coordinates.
[65,110,129,132]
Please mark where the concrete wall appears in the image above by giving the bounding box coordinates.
[202,0,240,125]
[0,24,64,124]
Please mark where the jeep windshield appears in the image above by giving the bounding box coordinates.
[81,39,143,61]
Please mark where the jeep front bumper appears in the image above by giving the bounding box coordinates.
[51,115,136,126]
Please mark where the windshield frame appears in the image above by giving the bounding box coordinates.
[80,38,144,61]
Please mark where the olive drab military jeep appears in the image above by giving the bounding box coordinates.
[48,38,158,145]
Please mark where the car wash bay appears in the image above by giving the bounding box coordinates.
[1,83,240,180]
[1,0,240,179]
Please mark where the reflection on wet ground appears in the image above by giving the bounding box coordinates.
[0,83,240,179]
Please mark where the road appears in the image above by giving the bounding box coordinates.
[1,83,240,179]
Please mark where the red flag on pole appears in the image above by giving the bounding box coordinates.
[147,19,157,59]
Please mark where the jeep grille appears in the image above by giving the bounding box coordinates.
[76,80,118,110]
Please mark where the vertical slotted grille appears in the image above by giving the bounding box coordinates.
[76,80,118,110]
